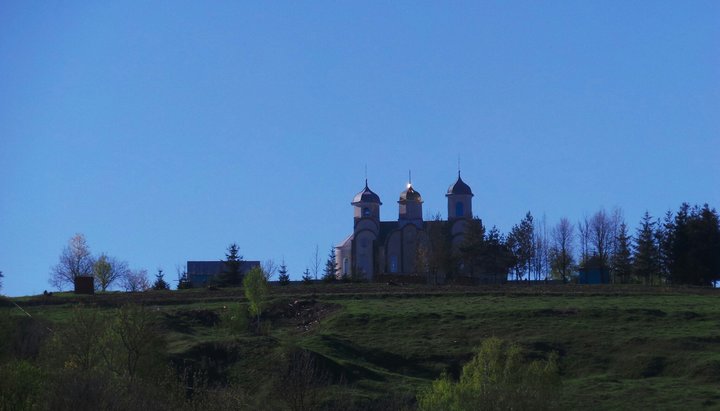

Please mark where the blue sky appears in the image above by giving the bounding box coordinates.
[1,1,718,296]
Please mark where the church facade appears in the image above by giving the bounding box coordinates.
[335,173,474,280]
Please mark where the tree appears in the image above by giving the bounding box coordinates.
[93,253,129,292]
[218,243,244,287]
[243,266,269,331]
[577,216,591,268]
[655,210,674,284]
[278,260,290,285]
[425,213,452,284]
[152,269,170,290]
[587,208,621,278]
[176,264,192,289]
[507,212,534,281]
[301,268,313,284]
[611,222,633,284]
[479,226,515,282]
[121,269,150,292]
[667,204,720,285]
[322,247,338,282]
[532,215,550,281]
[549,218,575,283]
[261,259,277,281]
[311,245,321,280]
[458,217,486,277]
[50,233,94,290]
[417,337,560,411]
[633,212,659,285]
[0,270,3,293]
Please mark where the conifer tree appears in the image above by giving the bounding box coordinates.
[458,217,485,276]
[611,222,633,284]
[507,212,534,281]
[277,261,290,286]
[301,268,313,284]
[633,212,659,285]
[322,247,337,282]
[218,243,243,286]
[152,269,170,290]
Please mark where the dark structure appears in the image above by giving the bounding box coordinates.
[73,276,95,294]
[186,260,260,287]
[578,256,610,284]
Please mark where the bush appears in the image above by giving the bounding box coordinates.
[418,337,561,411]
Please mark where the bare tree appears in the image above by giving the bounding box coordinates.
[120,269,150,292]
[50,233,94,290]
[261,259,277,281]
[589,208,622,272]
[532,214,550,281]
[577,216,591,267]
[311,245,321,280]
[550,218,575,283]
[93,253,130,292]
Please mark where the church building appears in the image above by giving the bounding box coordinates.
[335,173,474,280]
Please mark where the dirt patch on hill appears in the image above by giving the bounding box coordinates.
[266,299,341,332]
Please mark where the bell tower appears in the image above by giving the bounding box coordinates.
[446,171,473,220]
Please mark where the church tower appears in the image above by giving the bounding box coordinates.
[398,182,423,228]
[348,180,382,279]
[446,171,473,220]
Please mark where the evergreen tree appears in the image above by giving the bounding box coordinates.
[218,243,243,287]
[152,269,170,290]
[507,212,534,281]
[655,210,675,284]
[301,268,313,284]
[0,270,3,292]
[322,247,337,283]
[633,212,659,285]
[277,261,290,286]
[458,217,486,276]
[669,204,720,285]
[611,222,633,284]
[480,227,516,283]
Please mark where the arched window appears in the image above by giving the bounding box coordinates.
[343,258,349,275]
[390,255,398,273]
[455,201,464,217]
[363,207,371,217]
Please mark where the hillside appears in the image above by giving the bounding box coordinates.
[2,284,720,410]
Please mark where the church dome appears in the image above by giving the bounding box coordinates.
[352,181,382,204]
[447,173,473,196]
[399,184,423,202]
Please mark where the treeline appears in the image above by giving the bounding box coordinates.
[447,203,720,286]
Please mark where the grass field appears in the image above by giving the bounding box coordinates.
[2,283,720,410]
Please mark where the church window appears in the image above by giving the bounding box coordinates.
[390,255,398,273]
[455,201,464,217]
[343,258,349,275]
[363,207,371,217]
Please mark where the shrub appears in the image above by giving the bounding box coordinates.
[418,337,561,411]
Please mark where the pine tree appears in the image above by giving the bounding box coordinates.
[633,212,659,285]
[152,269,170,290]
[322,247,337,282]
[301,268,313,284]
[611,222,633,284]
[218,243,243,287]
[655,210,674,284]
[458,217,485,276]
[278,261,290,286]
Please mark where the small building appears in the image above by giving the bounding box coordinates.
[74,276,95,294]
[577,255,610,284]
[186,260,260,287]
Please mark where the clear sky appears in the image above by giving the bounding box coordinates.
[1,1,718,296]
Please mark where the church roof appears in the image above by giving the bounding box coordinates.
[399,184,423,203]
[446,173,473,196]
[352,180,382,204]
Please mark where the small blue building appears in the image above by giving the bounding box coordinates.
[577,256,610,284]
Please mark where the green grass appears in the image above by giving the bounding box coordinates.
[3,285,720,409]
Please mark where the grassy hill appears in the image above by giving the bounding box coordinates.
[2,283,720,410]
